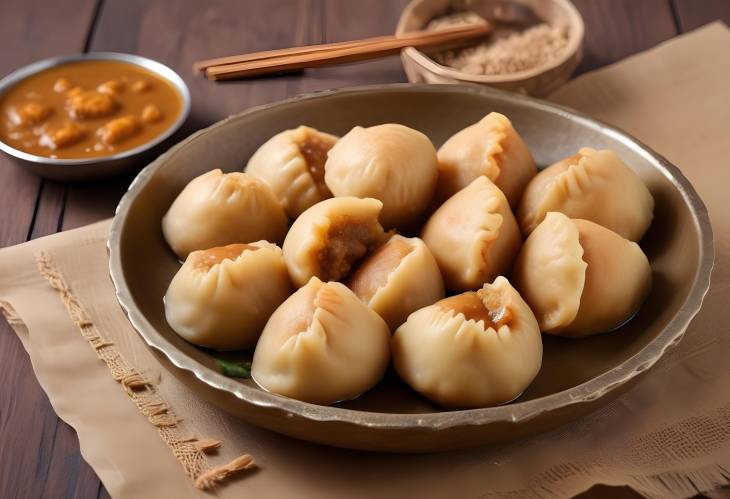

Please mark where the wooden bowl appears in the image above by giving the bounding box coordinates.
[396,0,585,96]
[109,84,713,452]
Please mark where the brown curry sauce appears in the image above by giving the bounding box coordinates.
[0,60,182,159]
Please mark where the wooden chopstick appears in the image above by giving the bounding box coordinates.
[194,23,489,74]
[198,22,490,81]
[194,35,400,73]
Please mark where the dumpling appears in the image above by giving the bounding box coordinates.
[513,212,652,337]
[517,148,655,241]
[436,112,536,207]
[245,126,338,219]
[421,176,521,291]
[392,276,542,408]
[251,277,390,404]
[164,242,292,350]
[347,235,445,330]
[282,196,385,288]
[162,169,288,259]
[324,123,438,229]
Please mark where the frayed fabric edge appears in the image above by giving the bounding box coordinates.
[34,251,255,491]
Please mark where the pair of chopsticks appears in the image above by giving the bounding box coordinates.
[194,22,490,81]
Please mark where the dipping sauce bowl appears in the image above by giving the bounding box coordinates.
[0,52,190,181]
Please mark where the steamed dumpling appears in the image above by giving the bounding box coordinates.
[347,235,445,330]
[513,212,652,337]
[392,276,542,408]
[162,169,288,259]
[164,242,293,350]
[251,277,390,404]
[282,196,385,288]
[245,126,338,218]
[324,123,438,229]
[518,148,655,240]
[421,176,521,291]
[436,112,536,207]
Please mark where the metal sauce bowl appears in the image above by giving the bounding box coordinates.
[0,52,191,181]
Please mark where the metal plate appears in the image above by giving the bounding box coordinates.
[108,84,713,452]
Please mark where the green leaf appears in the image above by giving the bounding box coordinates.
[215,358,252,378]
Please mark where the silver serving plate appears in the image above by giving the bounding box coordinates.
[0,52,191,181]
[108,84,713,452]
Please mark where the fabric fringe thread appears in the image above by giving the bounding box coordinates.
[34,251,255,491]
[478,404,730,499]
[193,438,224,454]
[480,463,730,499]
[194,454,257,490]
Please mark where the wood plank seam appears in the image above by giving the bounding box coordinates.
[25,181,46,242]
[83,0,107,53]
[56,188,68,234]
[668,0,685,33]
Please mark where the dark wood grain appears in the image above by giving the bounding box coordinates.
[672,0,730,32]
[571,0,677,74]
[0,1,103,498]
[61,0,325,230]
[1,1,728,497]
[30,182,66,239]
[290,0,410,93]
[39,423,103,498]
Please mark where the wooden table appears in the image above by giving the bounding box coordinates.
[1,1,728,497]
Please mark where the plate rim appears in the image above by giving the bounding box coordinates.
[108,83,715,431]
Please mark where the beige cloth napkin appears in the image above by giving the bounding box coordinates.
[2,22,730,499]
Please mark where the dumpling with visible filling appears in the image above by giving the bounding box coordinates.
[347,235,445,330]
[513,212,652,337]
[518,148,654,241]
[282,196,385,288]
[251,277,390,404]
[324,123,438,229]
[436,112,536,207]
[246,126,339,219]
[392,276,542,408]
[421,176,521,291]
[162,169,288,259]
[164,242,293,350]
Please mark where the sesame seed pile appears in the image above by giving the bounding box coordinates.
[427,12,570,75]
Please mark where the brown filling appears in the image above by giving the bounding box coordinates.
[348,237,413,302]
[316,215,384,282]
[298,133,334,197]
[437,290,513,329]
[190,243,260,271]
